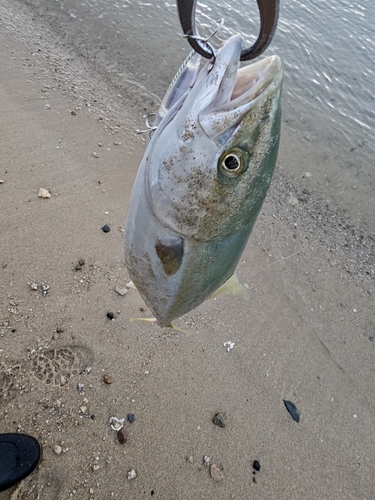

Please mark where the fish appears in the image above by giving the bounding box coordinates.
[124,34,283,327]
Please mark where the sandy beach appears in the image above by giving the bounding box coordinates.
[1,3,375,499]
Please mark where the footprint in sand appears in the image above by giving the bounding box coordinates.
[0,345,94,400]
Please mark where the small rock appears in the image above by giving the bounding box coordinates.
[103,374,112,384]
[80,406,88,414]
[117,429,127,444]
[253,460,261,472]
[70,110,77,116]
[53,445,62,455]
[127,413,135,423]
[77,383,84,391]
[41,283,50,296]
[75,259,85,271]
[213,412,226,428]
[106,312,115,320]
[101,224,110,233]
[127,470,137,480]
[287,195,298,206]
[60,375,67,386]
[38,188,51,198]
[30,283,38,290]
[0,179,4,184]
[203,456,211,467]
[93,152,99,158]
[283,400,300,423]
[210,464,223,482]
[115,285,128,296]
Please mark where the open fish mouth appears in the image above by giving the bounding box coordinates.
[231,55,282,106]
[199,37,282,140]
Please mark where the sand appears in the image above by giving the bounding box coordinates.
[1,5,374,500]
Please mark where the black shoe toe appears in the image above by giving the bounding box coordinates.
[0,433,42,492]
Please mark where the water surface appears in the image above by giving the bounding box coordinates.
[19,0,375,228]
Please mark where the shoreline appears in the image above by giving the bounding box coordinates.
[1,4,375,500]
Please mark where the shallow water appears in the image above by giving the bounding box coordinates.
[19,0,375,227]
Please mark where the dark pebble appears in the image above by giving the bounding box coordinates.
[75,258,85,271]
[107,312,115,320]
[151,491,155,496]
[213,412,226,428]
[283,400,300,423]
[253,460,261,472]
[90,414,96,420]
[11,329,16,333]
[369,336,374,342]
[117,429,127,444]
[101,224,110,233]
[127,413,136,423]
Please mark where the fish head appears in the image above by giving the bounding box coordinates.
[147,34,282,242]
[124,35,283,326]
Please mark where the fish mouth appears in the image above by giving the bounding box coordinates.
[199,37,282,139]
[230,55,282,108]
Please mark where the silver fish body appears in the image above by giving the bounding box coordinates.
[124,35,282,327]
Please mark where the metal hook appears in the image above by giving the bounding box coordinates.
[136,113,158,135]
[176,0,280,61]
[183,18,224,59]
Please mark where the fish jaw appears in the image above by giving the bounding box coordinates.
[124,35,283,326]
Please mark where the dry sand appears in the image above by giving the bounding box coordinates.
[1,6,375,500]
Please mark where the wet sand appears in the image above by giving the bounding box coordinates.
[1,5,375,500]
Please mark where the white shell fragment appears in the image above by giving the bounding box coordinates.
[127,470,137,480]
[223,341,235,352]
[109,417,124,431]
[38,188,51,198]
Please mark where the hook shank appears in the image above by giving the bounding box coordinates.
[176,0,280,61]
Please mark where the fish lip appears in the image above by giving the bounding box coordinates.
[199,54,282,140]
[229,55,283,108]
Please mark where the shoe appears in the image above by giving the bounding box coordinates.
[0,433,42,492]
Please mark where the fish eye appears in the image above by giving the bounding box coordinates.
[224,154,240,171]
[219,149,247,178]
